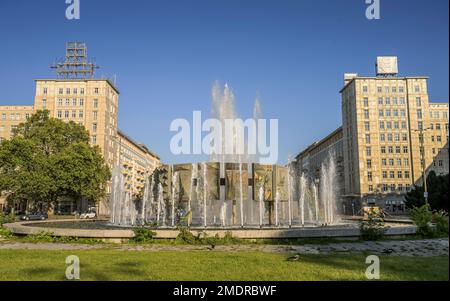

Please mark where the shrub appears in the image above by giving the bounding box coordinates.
[433,211,449,236]
[0,212,16,226]
[25,231,56,243]
[176,226,199,244]
[409,204,435,238]
[132,227,157,243]
[359,213,388,241]
[0,227,13,238]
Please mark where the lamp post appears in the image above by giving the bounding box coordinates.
[413,127,431,205]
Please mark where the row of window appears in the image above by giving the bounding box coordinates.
[56,110,98,121]
[43,87,100,95]
[363,97,408,107]
[0,125,17,132]
[368,184,412,193]
[430,111,448,119]
[367,170,411,182]
[50,98,99,108]
[365,133,412,144]
[362,85,416,94]
[377,108,408,118]
[1,113,31,121]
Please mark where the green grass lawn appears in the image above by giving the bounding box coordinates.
[0,249,447,281]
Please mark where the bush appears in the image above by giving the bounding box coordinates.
[176,226,200,244]
[25,231,56,243]
[132,227,157,243]
[409,204,435,238]
[433,211,449,236]
[0,212,16,226]
[359,213,388,241]
[0,227,13,238]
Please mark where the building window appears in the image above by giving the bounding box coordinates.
[417,109,422,119]
[396,146,401,153]
[390,184,396,192]
[386,121,392,129]
[389,159,394,166]
[382,158,387,166]
[414,85,420,93]
[380,134,385,141]
[66,88,70,94]
[416,97,421,107]
[403,146,408,153]
[363,86,368,93]
[59,88,63,95]
[385,97,390,105]
[57,111,62,118]
[94,88,99,94]
[366,147,372,156]
[380,121,385,129]
[93,111,98,120]
[368,172,373,182]
[79,111,84,118]
[363,97,369,107]
[404,158,409,166]
[378,97,383,105]
[400,97,405,105]
[393,97,398,105]
[397,171,402,178]
[72,110,76,118]
[92,135,97,145]
[73,88,77,94]
[379,110,384,117]
[377,86,382,93]
[399,86,404,93]
[80,88,85,94]
[405,171,410,179]
[388,146,393,154]
[79,99,84,106]
[364,122,370,131]
[58,99,63,106]
[1,114,5,120]
[367,160,372,169]
[365,134,371,144]
[64,111,69,119]
[43,87,48,94]
[390,171,395,179]
[368,185,373,192]
[397,158,402,166]
[381,146,386,154]
[382,171,387,178]
[42,99,47,109]
[386,109,391,117]
[364,109,369,119]
[92,123,97,133]
[72,99,77,106]
[93,99,98,108]
[382,184,388,192]
[65,99,70,106]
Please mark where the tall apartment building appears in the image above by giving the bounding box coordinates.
[0,42,160,215]
[296,57,449,212]
[341,57,448,208]
[33,78,120,168]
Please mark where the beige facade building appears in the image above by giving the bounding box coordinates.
[0,43,160,215]
[117,130,160,197]
[0,105,35,143]
[296,57,449,212]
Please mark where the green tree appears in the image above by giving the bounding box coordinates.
[0,110,111,209]
[405,171,449,211]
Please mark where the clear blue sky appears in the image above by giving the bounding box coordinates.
[0,0,448,164]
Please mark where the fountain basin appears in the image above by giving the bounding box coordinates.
[4,219,417,241]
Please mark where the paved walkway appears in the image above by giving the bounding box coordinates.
[0,238,448,256]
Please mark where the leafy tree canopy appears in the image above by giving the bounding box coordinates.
[0,110,111,206]
[405,171,449,211]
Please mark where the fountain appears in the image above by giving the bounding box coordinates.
[109,83,341,229]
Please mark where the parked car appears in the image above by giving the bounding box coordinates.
[21,212,48,221]
[79,211,96,219]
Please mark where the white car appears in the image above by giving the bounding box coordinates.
[79,212,96,219]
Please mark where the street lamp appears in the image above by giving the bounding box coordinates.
[412,126,431,205]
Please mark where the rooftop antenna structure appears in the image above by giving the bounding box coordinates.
[50,42,99,79]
